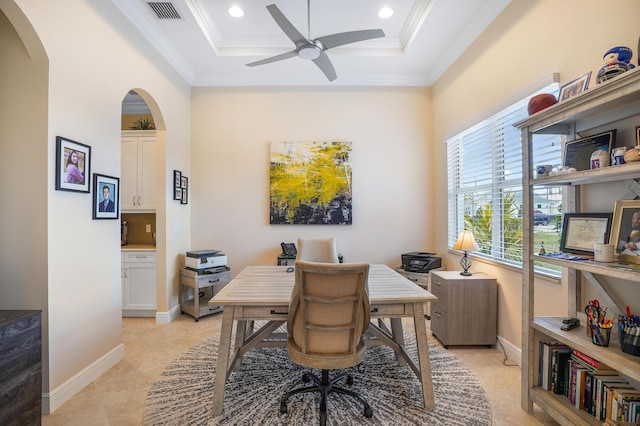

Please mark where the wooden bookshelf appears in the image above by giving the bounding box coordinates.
[515,68,640,425]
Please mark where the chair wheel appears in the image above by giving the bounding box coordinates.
[364,407,373,418]
[302,373,311,383]
[280,402,288,414]
[346,376,354,386]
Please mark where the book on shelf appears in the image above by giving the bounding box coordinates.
[552,349,572,395]
[613,390,640,422]
[585,371,620,415]
[572,349,614,371]
[539,341,570,391]
[574,366,589,409]
[595,377,629,420]
[605,385,635,421]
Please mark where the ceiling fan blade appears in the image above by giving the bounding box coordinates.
[316,29,385,50]
[246,50,298,67]
[266,4,308,46]
[312,51,337,82]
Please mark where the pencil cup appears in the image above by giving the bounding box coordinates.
[591,325,611,347]
[621,326,640,357]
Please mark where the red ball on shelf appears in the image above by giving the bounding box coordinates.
[527,93,557,115]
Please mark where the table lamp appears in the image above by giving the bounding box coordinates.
[452,230,479,276]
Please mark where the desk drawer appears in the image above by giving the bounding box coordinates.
[371,304,405,316]
[194,271,230,289]
[239,306,289,319]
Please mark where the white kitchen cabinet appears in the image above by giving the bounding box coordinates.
[122,251,156,317]
[121,131,157,211]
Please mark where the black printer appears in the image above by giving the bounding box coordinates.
[401,252,442,273]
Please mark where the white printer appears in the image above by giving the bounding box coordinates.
[185,249,227,271]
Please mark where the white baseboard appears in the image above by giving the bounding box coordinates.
[43,343,125,414]
[497,334,522,367]
[155,304,180,324]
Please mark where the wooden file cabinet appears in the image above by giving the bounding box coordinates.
[395,267,444,319]
[179,268,230,321]
[430,271,497,348]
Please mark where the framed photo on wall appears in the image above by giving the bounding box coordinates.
[92,174,119,220]
[56,136,91,193]
[173,170,182,200]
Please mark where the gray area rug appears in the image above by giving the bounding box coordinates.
[143,328,491,425]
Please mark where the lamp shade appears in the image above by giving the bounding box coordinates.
[452,230,479,252]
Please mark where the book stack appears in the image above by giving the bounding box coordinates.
[538,343,640,423]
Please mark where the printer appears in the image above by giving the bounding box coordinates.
[185,249,227,272]
[401,252,442,273]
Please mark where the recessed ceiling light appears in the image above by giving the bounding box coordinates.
[228,6,244,18]
[378,7,393,19]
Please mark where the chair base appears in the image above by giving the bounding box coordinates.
[280,369,373,426]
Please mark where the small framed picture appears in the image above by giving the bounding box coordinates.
[181,187,188,205]
[610,199,640,264]
[181,176,187,189]
[173,170,182,200]
[56,136,91,193]
[93,174,119,220]
[559,212,612,255]
[558,71,592,102]
[563,129,616,171]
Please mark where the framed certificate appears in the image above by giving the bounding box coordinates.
[560,213,613,255]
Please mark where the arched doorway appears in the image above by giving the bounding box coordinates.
[120,89,168,322]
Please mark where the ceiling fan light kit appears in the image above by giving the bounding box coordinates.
[246,2,385,82]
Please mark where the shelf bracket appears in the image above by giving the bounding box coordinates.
[622,178,640,200]
[581,272,623,318]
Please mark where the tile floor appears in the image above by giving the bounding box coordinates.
[42,315,560,425]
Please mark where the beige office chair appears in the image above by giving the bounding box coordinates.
[296,237,339,263]
[279,261,373,425]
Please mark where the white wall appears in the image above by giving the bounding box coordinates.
[0,5,49,388]
[191,87,436,273]
[432,0,640,348]
[2,0,191,411]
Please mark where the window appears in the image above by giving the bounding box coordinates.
[446,82,562,275]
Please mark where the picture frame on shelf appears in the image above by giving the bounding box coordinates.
[563,129,616,171]
[173,170,181,200]
[559,212,613,255]
[92,174,119,220]
[610,199,640,264]
[558,71,592,102]
[55,136,91,193]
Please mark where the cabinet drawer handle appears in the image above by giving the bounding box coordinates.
[433,280,442,286]
[138,196,141,205]
[433,310,444,318]
[408,277,418,282]
[132,196,136,206]
[270,310,288,315]
[208,278,220,283]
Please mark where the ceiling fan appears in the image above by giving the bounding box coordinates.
[246,1,385,82]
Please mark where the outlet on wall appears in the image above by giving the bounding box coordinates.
[146,224,151,233]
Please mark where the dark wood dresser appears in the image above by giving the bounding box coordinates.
[0,310,42,425]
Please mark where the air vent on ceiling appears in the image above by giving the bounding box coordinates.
[147,2,181,20]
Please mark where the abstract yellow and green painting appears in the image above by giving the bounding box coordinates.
[270,141,352,225]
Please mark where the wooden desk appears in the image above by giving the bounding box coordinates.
[209,264,437,416]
